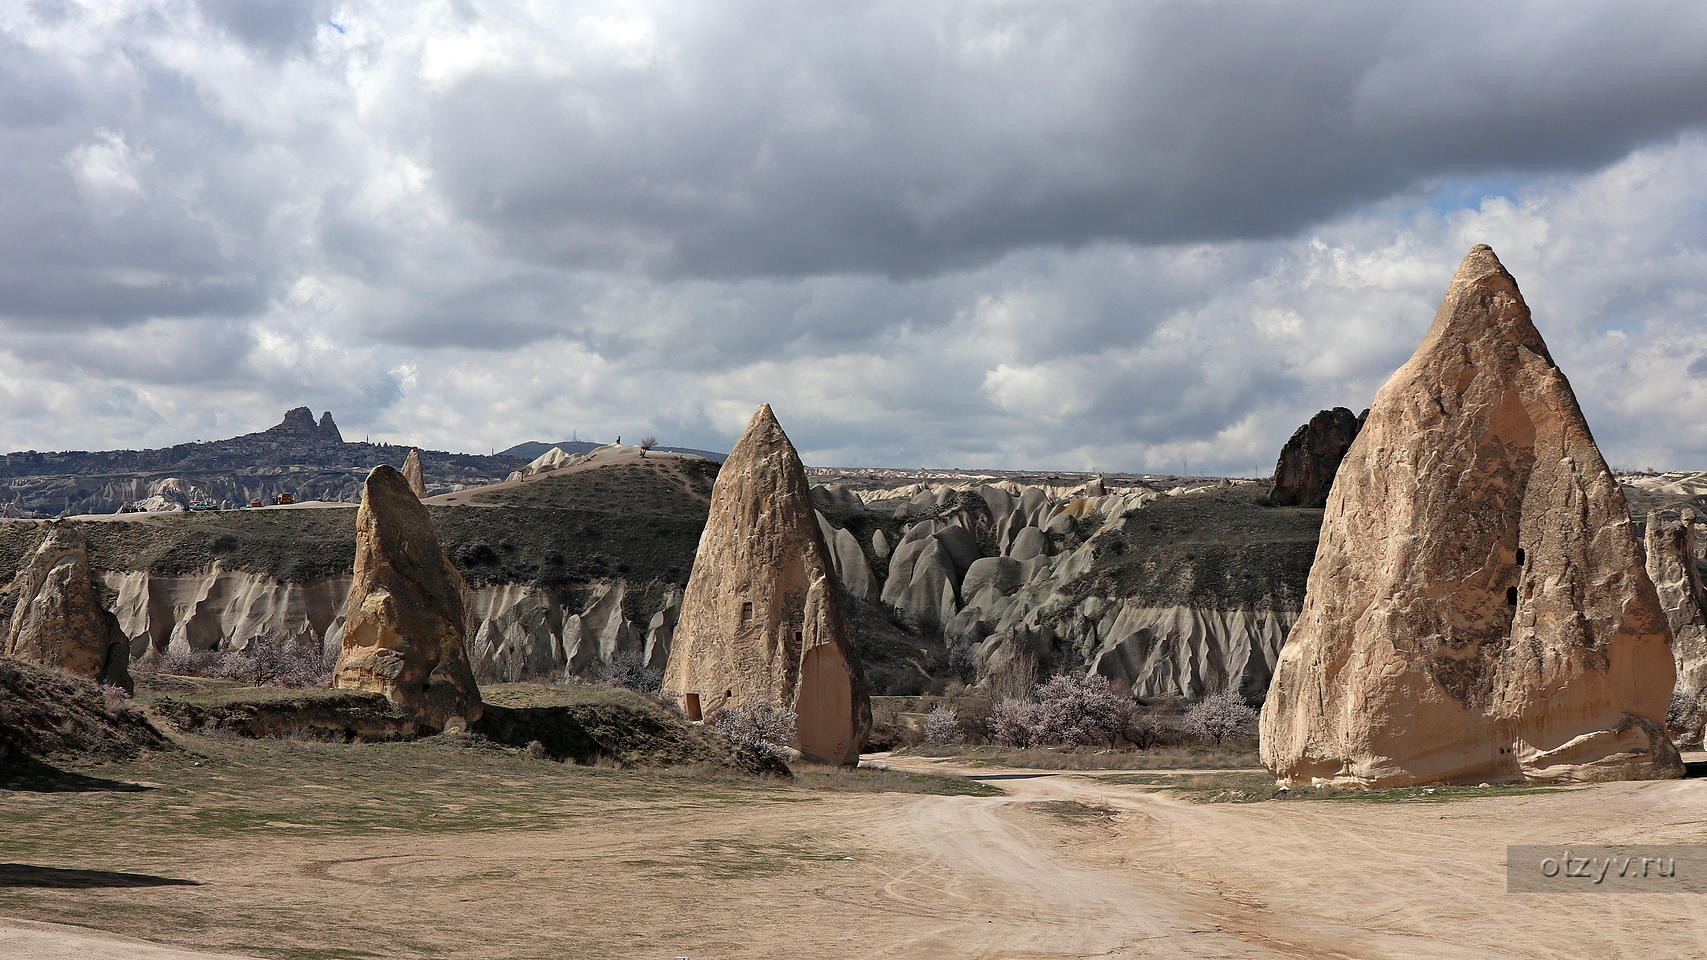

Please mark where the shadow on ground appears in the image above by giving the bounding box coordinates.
[0,757,153,794]
[0,864,199,889]
[1683,760,1707,779]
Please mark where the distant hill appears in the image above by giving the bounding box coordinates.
[0,408,524,518]
[500,440,726,463]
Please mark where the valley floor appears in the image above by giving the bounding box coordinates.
[3,741,1706,959]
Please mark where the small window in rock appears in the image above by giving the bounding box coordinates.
[1506,586,1519,606]
[1516,548,1526,566]
[794,629,803,646]
[740,601,753,622]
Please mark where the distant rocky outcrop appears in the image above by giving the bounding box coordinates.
[0,408,521,518]
[402,447,426,499]
[1261,245,1681,787]
[5,521,131,691]
[664,404,870,765]
[1646,510,1707,745]
[333,466,482,733]
[1270,407,1364,507]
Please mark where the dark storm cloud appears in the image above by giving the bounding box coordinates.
[425,0,1707,280]
[0,1,1704,472]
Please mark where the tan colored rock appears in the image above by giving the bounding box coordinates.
[1261,245,1681,787]
[663,404,871,764]
[1645,510,1707,743]
[333,465,481,732]
[5,521,132,691]
[401,447,426,499]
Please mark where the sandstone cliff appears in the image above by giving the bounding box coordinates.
[1270,407,1364,507]
[333,466,482,732]
[5,521,131,691]
[664,404,871,764]
[1645,510,1707,745]
[1261,245,1681,787]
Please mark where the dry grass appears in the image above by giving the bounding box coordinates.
[895,743,1259,770]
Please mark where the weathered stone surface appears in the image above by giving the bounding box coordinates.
[401,447,426,498]
[333,465,481,732]
[1261,246,1681,787]
[816,511,879,603]
[1646,510,1707,744]
[5,521,131,691]
[662,404,871,764]
[1270,407,1364,508]
[1,657,171,766]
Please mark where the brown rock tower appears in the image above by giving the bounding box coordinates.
[5,521,132,692]
[401,447,427,499]
[1261,245,1680,787]
[334,465,481,732]
[663,404,871,764]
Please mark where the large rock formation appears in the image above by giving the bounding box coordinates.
[401,447,427,499]
[333,465,481,732]
[4,521,132,691]
[1261,245,1681,787]
[663,404,871,764]
[1270,407,1364,507]
[1645,510,1707,744]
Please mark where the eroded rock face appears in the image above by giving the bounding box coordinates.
[663,404,871,764]
[402,447,427,499]
[333,465,481,732]
[1646,511,1707,743]
[5,521,131,691]
[1270,407,1364,508]
[1261,246,1681,787]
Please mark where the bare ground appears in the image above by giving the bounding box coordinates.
[4,742,1707,959]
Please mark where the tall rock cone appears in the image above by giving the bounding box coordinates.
[663,404,871,764]
[334,465,480,732]
[401,447,427,499]
[1645,510,1707,745]
[5,521,132,692]
[1260,245,1681,787]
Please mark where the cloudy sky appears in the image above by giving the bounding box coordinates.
[3,1,1706,473]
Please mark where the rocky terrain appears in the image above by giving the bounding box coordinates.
[1263,245,1680,787]
[0,407,525,518]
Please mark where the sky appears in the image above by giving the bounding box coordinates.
[2,1,1706,474]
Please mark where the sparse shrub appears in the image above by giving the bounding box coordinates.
[1122,712,1182,750]
[454,539,498,566]
[923,705,965,745]
[1182,690,1259,745]
[525,739,548,759]
[597,650,663,694]
[989,698,1043,747]
[989,673,1137,748]
[156,646,218,675]
[101,683,132,703]
[709,702,796,759]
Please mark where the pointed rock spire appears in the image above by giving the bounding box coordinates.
[4,521,132,692]
[401,447,426,499]
[318,411,342,442]
[334,465,480,732]
[663,403,871,764]
[1260,246,1680,787]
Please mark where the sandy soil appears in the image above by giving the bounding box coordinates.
[6,753,1707,959]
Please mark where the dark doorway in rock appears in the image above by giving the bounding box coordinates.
[1506,586,1519,606]
[1516,548,1526,566]
[683,693,702,722]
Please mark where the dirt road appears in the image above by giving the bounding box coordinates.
[7,754,1707,959]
